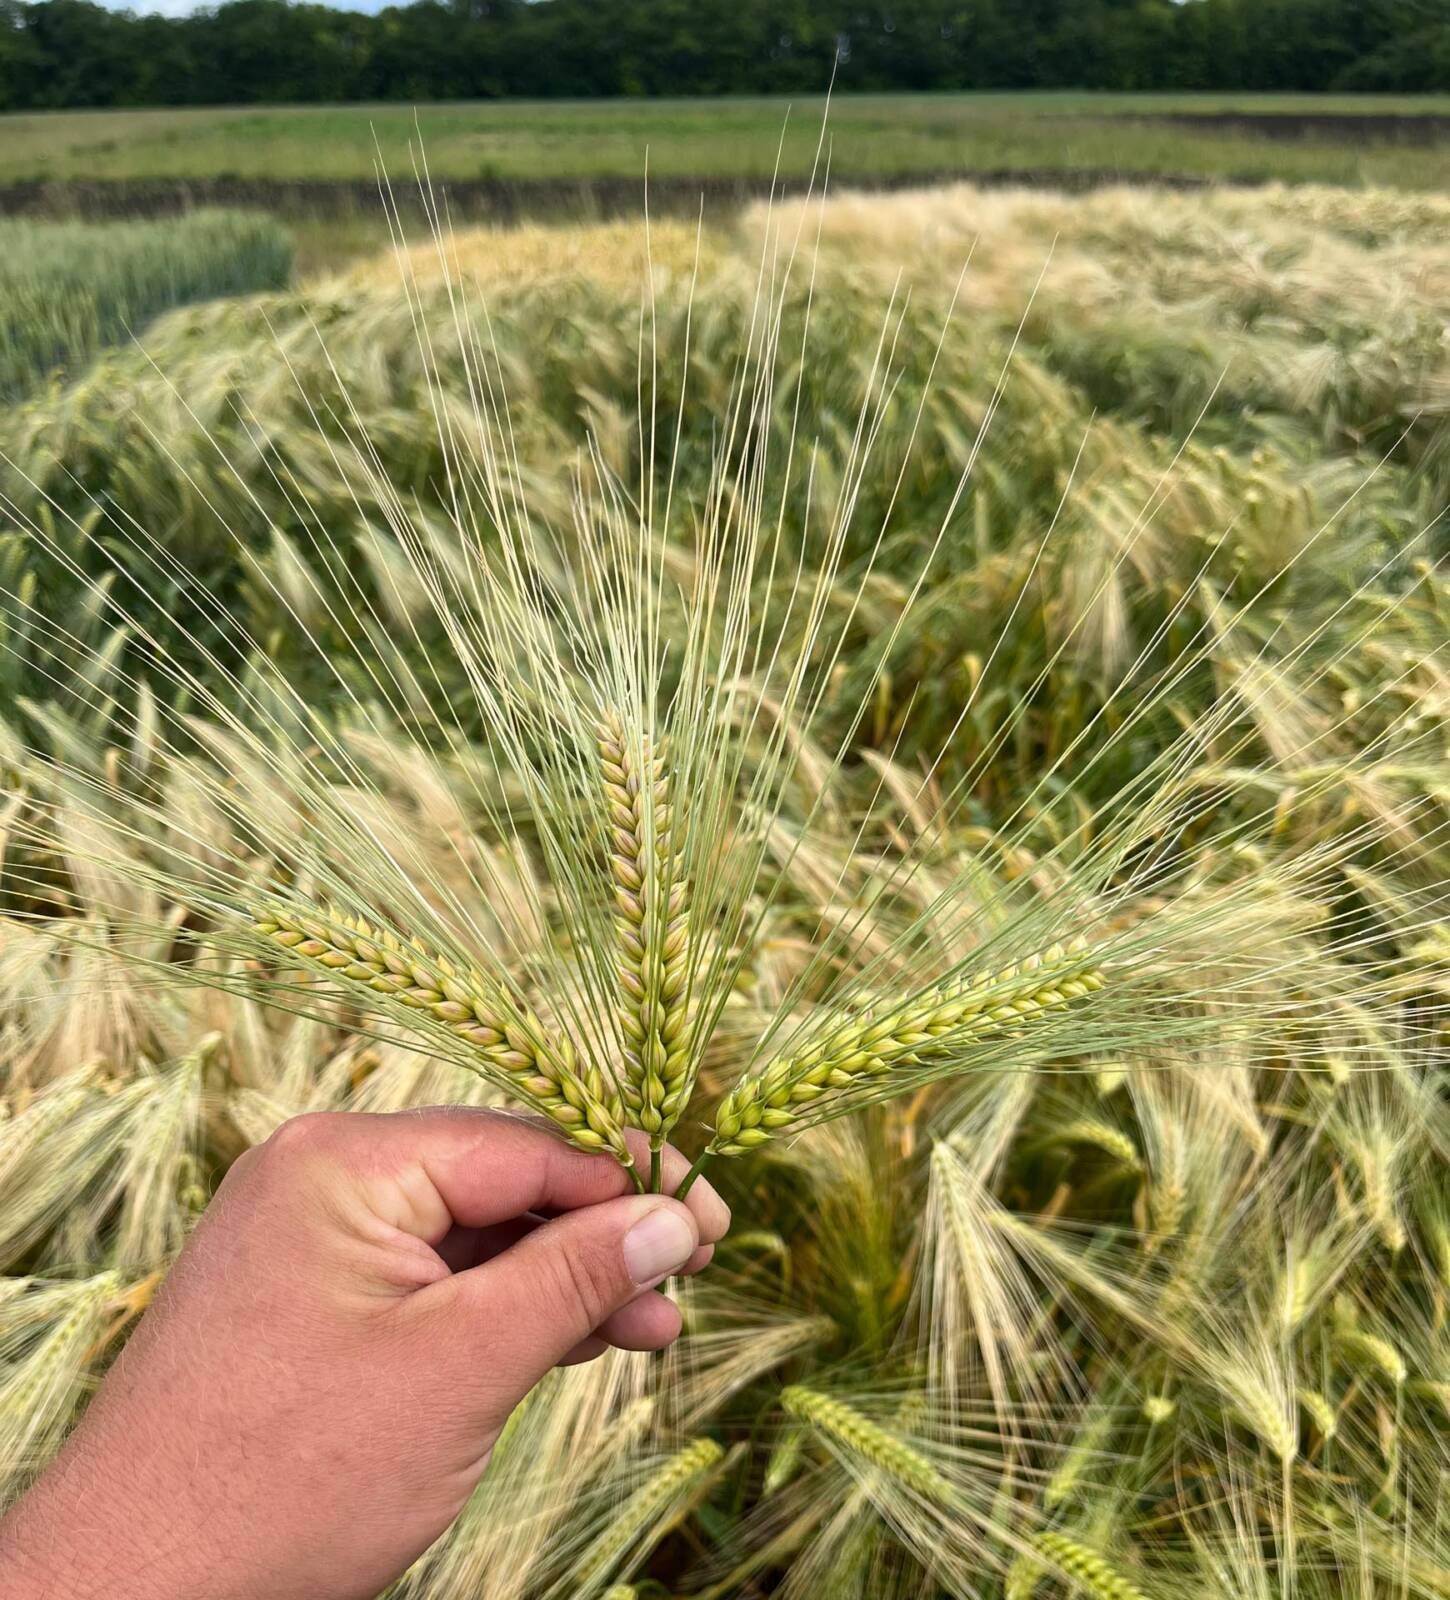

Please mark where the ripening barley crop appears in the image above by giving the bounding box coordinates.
[0,179,1445,1596]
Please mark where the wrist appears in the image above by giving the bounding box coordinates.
[0,1506,106,1600]
[0,1450,202,1600]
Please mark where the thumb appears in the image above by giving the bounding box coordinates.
[431,1195,699,1402]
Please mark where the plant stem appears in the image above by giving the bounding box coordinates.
[675,1149,711,1201]
[627,1161,647,1195]
[649,1145,662,1194]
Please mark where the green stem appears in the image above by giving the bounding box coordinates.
[675,1148,711,1201]
[649,1145,663,1194]
[627,1161,647,1194]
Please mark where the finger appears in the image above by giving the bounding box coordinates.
[264,1108,634,1241]
[596,1291,683,1352]
[633,1136,732,1245]
[558,1336,609,1367]
[264,1108,730,1251]
[435,1216,541,1274]
[425,1195,699,1403]
[520,1221,715,1284]
[678,1242,714,1276]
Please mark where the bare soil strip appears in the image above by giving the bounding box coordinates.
[1135,111,1450,143]
[0,168,1226,222]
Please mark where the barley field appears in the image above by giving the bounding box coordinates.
[0,177,1447,1597]
[0,210,292,399]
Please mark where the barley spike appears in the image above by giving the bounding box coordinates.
[710,942,1106,1156]
[781,1386,954,1505]
[1298,1387,1337,1440]
[1029,1532,1151,1600]
[1048,1118,1142,1172]
[598,713,694,1144]
[250,905,631,1164]
[569,1437,723,1591]
[1335,1325,1406,1386]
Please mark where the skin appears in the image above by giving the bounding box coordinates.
[0,1107,730,1600]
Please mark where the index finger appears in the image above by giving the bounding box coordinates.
[322,1106,731,1245]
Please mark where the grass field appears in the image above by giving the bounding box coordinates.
[5,92,1450,191]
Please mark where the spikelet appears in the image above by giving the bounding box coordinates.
[597,714,694,1144]
[1298,1387,1338,1441]
[251,906,631,1164]
[565,1437,724,1595]
[106,1039,211,1273]
[710,943,1106,1156]
[0,1070,146,1270]
[1046,1118,1142,1174]
[1029,1531,1151,1600]
[0,1271,119,1494]
[1044,1403,1119,1511]
[780,1387,954,1506]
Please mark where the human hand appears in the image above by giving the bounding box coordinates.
[0,1108,729,1600]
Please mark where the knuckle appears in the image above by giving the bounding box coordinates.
[263,1111,343,1164]
[213,1143,259,1194]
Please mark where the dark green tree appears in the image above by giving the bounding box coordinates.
[0,0,1447,111]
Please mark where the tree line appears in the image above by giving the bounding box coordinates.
[2,0,1447,110]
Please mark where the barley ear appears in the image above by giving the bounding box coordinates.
[780,1386,955,1506]
[566,1437,723,1595]
[1298,1387,1337,1441]
[1029,1531,1152,1600]
[710,943,1107,1157]
[251,906,632,1166]
[0,1272,120,1493]
[598,713,694,1149]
